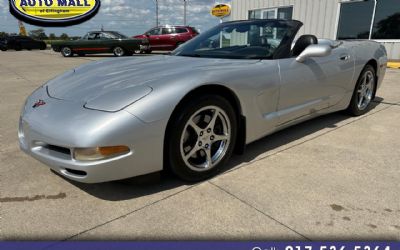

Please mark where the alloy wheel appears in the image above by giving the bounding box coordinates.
[357,70,375,111]
[180,106,231,172]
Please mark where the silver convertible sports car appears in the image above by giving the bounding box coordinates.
[19,20,387,183]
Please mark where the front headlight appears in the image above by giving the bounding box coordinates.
[73,146,130,161]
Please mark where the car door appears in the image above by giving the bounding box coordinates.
[98,32,115,52]
[145,28,162,49]
[17,37,30,49]
[21,37,33,49]
[29,38,41,49]
[160,27,176,50]
[79,32,104,53]
[276,45,354,125]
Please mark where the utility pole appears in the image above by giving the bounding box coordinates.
[155,0,159,27]
[183,0,187,26]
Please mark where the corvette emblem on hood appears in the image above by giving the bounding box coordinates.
[32,100,46,108]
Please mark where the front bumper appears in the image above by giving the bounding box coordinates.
[19,87,164,183]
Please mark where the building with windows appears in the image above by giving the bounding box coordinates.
[230,0,400,59]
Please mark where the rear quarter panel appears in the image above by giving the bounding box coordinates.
[342,40,388,90]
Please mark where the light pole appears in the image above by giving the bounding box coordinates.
[153,0,159,27]
[183,0,187,26]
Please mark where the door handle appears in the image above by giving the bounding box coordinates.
[340,54,350,61]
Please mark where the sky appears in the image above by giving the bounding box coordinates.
[0,0,230,36]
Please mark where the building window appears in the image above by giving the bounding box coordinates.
[372,0,400,39]
[337,0,375,40]
[249,6,293,20]
[337,0,400,40]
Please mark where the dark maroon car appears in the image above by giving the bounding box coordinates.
[134,25,199,53]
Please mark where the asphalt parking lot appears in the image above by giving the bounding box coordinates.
[0,50,399,241]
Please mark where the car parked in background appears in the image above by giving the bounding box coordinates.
[0,35,46,51]
[134,25,199,53]
[51,31,149,57]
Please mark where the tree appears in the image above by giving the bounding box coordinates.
[29,29,47,40]
[373,13,400,39]
[60,33,69,40]
[49,33,56,40]
[0,32,8,38]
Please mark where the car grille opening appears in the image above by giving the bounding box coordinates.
[65,168,87,177]
[43,144,71,156]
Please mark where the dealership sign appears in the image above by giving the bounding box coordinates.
[211,3,231,18]
[9,0,101,27]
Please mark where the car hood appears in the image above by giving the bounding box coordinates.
[46,55,257,112]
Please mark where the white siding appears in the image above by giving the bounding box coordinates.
[231,0,400,59]
[381,42,400,60]
[231,0,340,39]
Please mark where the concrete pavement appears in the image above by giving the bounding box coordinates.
[0,50,399,240]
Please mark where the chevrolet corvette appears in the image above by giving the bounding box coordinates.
[19,19,387,183]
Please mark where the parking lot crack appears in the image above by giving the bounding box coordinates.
[58,184,198,242]
[208,181,311,240]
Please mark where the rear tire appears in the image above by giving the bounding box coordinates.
[61,47,73,57]
[144,49,152,54]
[113,46,125,57]
[167,95,237,182]
[347,65,376,116]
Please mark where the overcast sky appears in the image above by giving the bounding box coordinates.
[0,0,230,36]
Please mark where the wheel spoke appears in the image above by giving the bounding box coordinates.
[206,110,219,130]
[185,144,200,160]
[204,148,212,168]
[188,119,202,135]
[362,76,367,85]
[213,133,229,142]
[358,95,364,107]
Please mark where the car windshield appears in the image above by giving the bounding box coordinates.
[172,20,301,59]
[106,31,128,39]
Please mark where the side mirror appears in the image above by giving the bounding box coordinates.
[296,44,332,63]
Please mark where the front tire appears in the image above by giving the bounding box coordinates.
[347,65,376,116]
[61,47,73,57]
[113,46,125,57]
[167,95,237,182]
